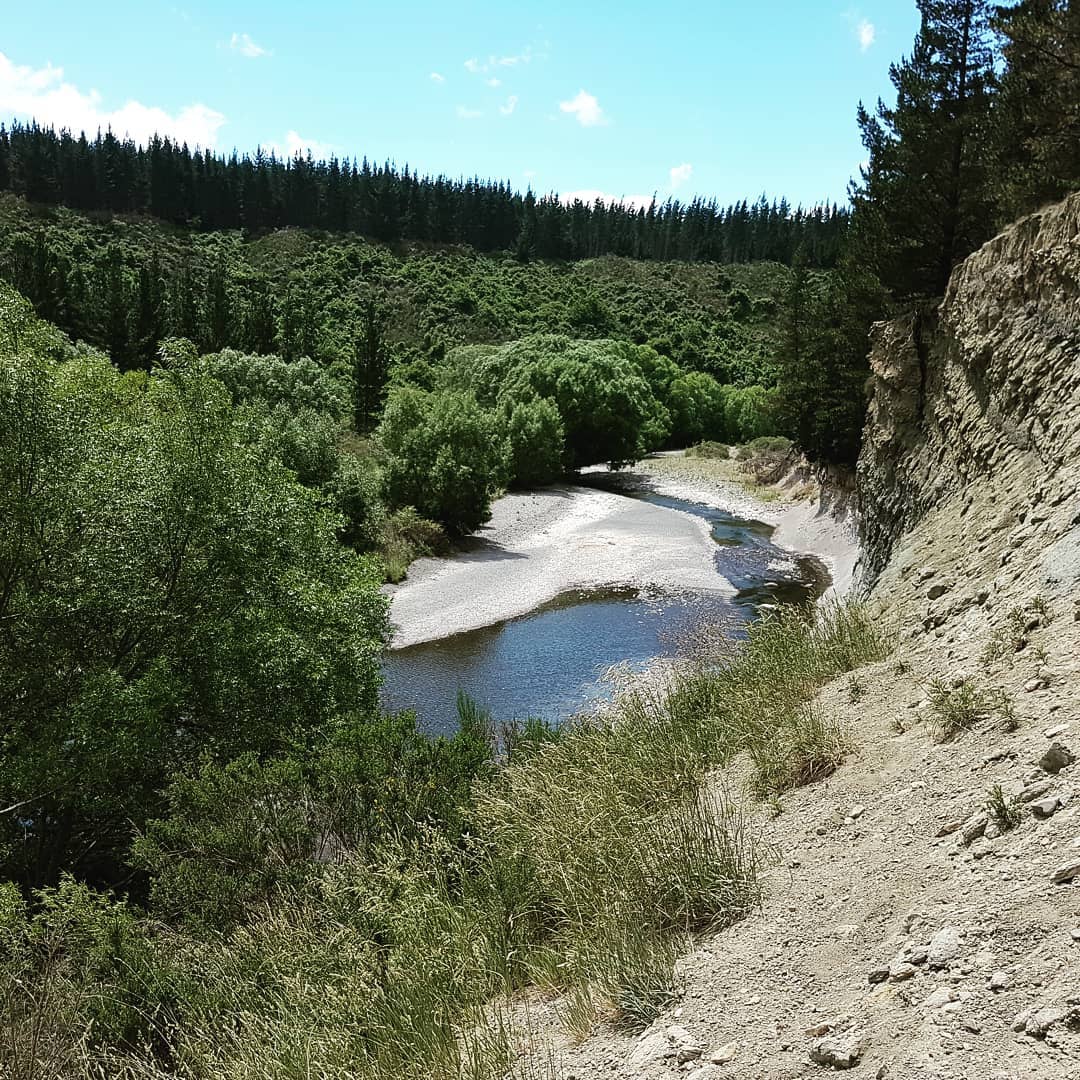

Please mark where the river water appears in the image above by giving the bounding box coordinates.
[381,490,828,735]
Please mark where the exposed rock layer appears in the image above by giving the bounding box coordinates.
[859,192,1080,587]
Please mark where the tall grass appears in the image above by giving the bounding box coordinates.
[0,601,892,1080]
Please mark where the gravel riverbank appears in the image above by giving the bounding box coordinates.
[386,483,734,648]
[386,452,860,648]
[606,453,860,601]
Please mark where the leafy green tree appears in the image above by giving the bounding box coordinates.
[666,370,727,445]
[0,315,388,889]
[242,275,278,355]
[719,384,776,443]
[204,349,350,418]
[450,336,668,469]
[93,246,134,369]
[501,396,565,487]
[377,386,506,533]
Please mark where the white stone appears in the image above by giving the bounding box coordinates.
[923,986,960,1009]
[706,1042,737,1064]
[927,926,963,969]
[627,1030,674,1069]
[808,1032,869,1070]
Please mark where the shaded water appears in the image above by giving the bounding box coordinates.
[381,491,828,735]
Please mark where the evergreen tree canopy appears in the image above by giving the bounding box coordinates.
[993,0,1080,221]
[852,0,997,299]
[0,121,848,268]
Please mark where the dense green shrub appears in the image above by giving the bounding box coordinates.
[448,335,669,468]
[0,312,389,889]
[135,708,493,928]
[686,440,730,459]
[378,506,448,582]
[719,383,776,442]
[377,386,507,534]
[500,396,565,487]
[205,349,350,419]
[667,370,727,445]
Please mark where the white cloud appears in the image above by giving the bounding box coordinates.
[230,32,270,59]
[266,131,335,160]
[669,162,693,190]
[495,48,532,67]
[499,94,518,116]
[456,105,482,119]
[857,19,875,51]
[559,89,606,127]
[430,71,445,83]
[486,76,501,88]
[281,130,335,159]
[0,50,226,147]
[464,47,533,76]
[560,189,653,211]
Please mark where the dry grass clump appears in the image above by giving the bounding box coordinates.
[748,706,849,796]
[669,601,892,779]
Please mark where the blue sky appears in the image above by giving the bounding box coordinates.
[1,1,920,208]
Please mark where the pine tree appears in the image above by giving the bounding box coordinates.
[993,0,1080,221]
[242,277,278,355]
[204,260,233,351]
[133,253,166,368]
[95,247,135,369]
[852,0,997,299]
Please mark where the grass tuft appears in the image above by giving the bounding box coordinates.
[927,677,990,740]
[986,783,1022,832]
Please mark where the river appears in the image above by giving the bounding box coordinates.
[381,483,829,735]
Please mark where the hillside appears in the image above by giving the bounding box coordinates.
[514,195,1080,1079]
[0,192,794,386]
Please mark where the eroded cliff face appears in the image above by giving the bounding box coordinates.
[858,192,1080,591]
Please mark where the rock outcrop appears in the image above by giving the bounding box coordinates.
[859,192,1080,586]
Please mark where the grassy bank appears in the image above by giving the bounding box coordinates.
[1,603,892,1080]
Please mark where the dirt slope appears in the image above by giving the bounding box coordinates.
[518,194,1080,1079]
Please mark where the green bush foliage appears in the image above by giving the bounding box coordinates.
[449,335,670,468]
[0,295,389,890]
[378,385,507,534]
[685,440,730,459]
[500,396,565,488]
